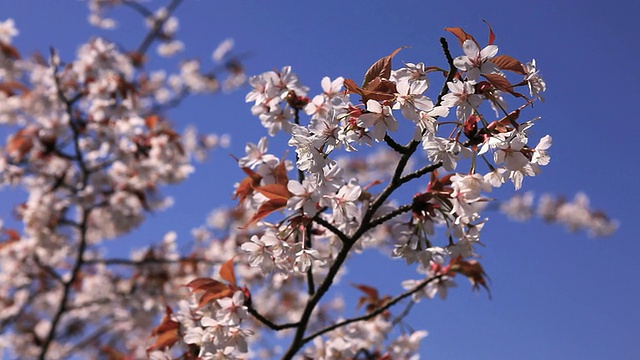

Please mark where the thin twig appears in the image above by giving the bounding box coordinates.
[302,275,443,344]
[38,49,98,360]
[384,133,408,154]
[281,37,459,358]
[135,0,185,56]
[312,216,350,244]
[368,203,413,229]
[247,305,299,331]
[38,208,91,360]
[400,162,443,184]
[83,256,218,267]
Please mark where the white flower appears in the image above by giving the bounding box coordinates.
[357,99,398,141]
[524,59,546,101]
[216,291,248,326]
[241,235,276,273]
[393,80,433,122]
[212,38,234,63]
[321,76,344,98]
[157,40,184,57]
[532,135,552,166]
[287,179,320,216]
[450,173,491,201]
[501,192,535,221]
[294,248,324,273]
[0,18,19,43]
[324,181,362,224]
[391,62,429,88]
[441,79,483,121]
[289,125,325,173]
[423,137,471,172]
[238,137,278,169]
[453,40,500,81]
[245,71,278,105]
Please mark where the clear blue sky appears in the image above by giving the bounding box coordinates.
[1,1,638,359]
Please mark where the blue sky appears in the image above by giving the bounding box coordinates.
[1,1,638,359]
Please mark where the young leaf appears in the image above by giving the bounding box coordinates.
[219,258,237,287]
[344,78,365,97]
[449,257,492,299]
[362,46,407,88]
[0,42,20,60]
[274,157,289,186]
[233,167,262,203]
[483,19,496,45]
[0,228,20,251]
[186,278,227,294]
[482,73,527,99]
[490,55,527,75]
[352,283,380,309]
[6,127,35,160]
[242,197,288,229]
[185,278,234,308]
[444,27,477,47]
[147,305,180,352]
[253,183,292,200]
[145,115,159,130]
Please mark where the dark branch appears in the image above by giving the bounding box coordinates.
[247,305,299,331]
[302,275,443,344]
[383,133,408,154]
[135,0,185,56]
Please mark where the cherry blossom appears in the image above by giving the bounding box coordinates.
[0,18,18,43]
[525,59,547,101]
[441,78,483,121]
[453,39,500,81]
[0,7,618,360]
[357,99,399,141]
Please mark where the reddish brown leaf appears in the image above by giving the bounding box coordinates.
[186,278,227,293]
[482,73,527,99]
[449,257,491,298]
[345,78,396,103]
[3,228,19,241]
[253,183,291,201]
[361,91,395,104]
[490,55,527,75]
[344,78,364,97]
[242,197,288,228]
[351,283,391,316]
[0,41,20,59]
[362,46,407,87]
[274,159,289,186]
[483,19,496,45]
[127,51,146,68]
[145,115,159,130]
[352,283,380,309]
[6,127,36,160]
[233,167,262,203]
[0,229,20,251]
[186,278,234,308]
[361,77,398,103]
[353,283,379,299]
[219,258,237,287]
[0,81,28,96]
[198,287,234,308]
[100,346,126,360]
[444,27,477,47]
[147,305,180,352]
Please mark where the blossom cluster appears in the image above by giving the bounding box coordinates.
[501,192,618,237]
[0,4,619,360]
[237,30,551,273]
[184,26,558,357]
[0,3,247,358]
